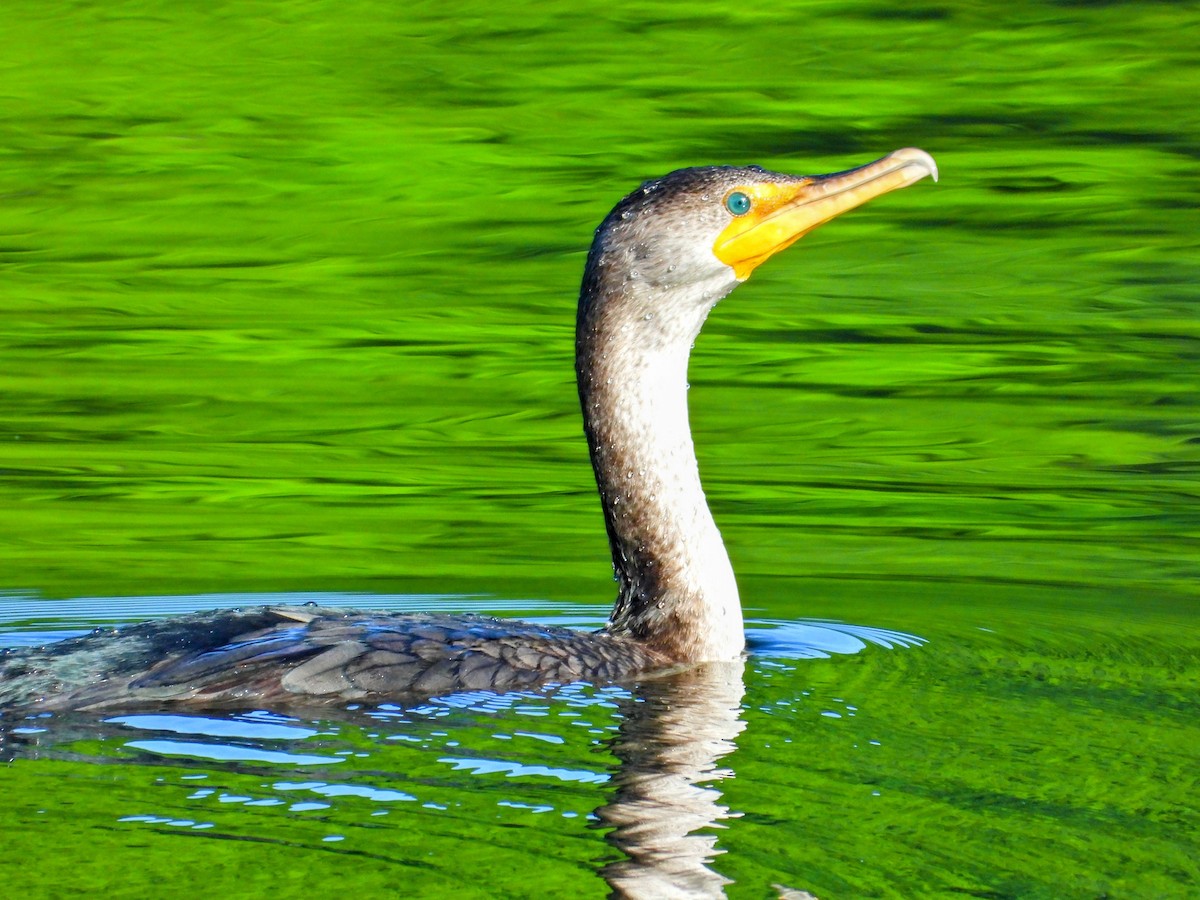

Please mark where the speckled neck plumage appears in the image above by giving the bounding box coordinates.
[576,168,749,662]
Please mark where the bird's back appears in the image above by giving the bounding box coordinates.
[0,606,668,712]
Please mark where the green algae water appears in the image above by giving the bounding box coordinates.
[1,0,1198,897]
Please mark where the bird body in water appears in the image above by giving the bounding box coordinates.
[0,148,937,712]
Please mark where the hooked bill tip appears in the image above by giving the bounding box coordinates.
[890,147,939,183]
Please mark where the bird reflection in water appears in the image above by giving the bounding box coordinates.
[1,615,924,896]
[2,663,754,897]
[598,660,747,898]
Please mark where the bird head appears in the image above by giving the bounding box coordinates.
[587,147,938,297]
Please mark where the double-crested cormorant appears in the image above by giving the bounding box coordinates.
[0,148,937,711]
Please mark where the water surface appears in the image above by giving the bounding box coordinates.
[1,0,1197,896]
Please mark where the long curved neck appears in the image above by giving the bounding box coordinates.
[576,267,744,663]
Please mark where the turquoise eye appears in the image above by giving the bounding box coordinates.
[725,191,751,215]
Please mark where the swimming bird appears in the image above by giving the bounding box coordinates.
[0,148,937,711]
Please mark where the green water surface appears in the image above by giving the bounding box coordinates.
[1,1,1198,897]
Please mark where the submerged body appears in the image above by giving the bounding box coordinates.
[0,149,936,712]
[0,607,668,711]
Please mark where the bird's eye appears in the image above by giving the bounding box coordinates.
[724,191,752,216]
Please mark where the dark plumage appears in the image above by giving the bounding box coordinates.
[0,607,667,711]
